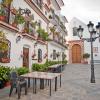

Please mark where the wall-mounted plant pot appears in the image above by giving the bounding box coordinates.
[5,81,10,87]
[12,22,18,28]
[1,58,10,63]
[0,16,6,21]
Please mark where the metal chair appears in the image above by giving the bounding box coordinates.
[9,72,27,99]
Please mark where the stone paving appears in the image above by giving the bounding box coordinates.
[1,64,100,100]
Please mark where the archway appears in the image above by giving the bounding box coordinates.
[72,44,81,63]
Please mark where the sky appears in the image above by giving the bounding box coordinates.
[61,0,100,25]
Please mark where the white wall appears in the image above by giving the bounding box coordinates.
[67,17,100,63]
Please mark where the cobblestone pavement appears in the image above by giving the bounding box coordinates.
[1,64,100,100]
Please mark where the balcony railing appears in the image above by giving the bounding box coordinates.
[52,36,67,48]
[0,4,19,31]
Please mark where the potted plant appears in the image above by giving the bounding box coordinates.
[0,66,11,88]
[83,53,90,64]
[12,13,25,27]
[37,27,48,41]
[0,8,6,21]
[30,21,37,29]
[49,15,52,19]
[11,7,17,14]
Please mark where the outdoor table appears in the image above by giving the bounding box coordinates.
[21,71,61,96]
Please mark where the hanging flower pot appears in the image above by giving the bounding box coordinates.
[12,22,18,28]
[0,9,6,21]
[1,58,10,63]
[11,7,17,14]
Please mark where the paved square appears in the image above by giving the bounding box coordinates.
[1,64,100,100]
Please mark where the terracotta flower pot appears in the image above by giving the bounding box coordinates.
[1,58,10,63]
[5,81,10,87]
[0,16,6,21]
[12,22,18,28]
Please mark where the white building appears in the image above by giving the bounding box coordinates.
[47,0,68,62]
[0,0,67,70]
[66,17,100,64]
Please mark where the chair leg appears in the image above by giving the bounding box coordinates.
[25,85,27,95]
[9,85,13,97]
[17,85,21,99]
[15,88,17,94]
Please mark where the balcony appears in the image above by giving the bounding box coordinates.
[48,34,67,48]
[21,23,37,40]
[0,5,19,32]
[25,0,49,24]
[49,11,67,34]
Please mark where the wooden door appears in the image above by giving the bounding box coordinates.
[72,44,81,63]
[23,47,29,67]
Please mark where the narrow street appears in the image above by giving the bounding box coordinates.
[1,64,100,100]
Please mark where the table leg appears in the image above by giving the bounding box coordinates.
[60,75,61,87]
[50,80,51,96]
[28,78,30,88]
[55,77,57,91]
[33,78,34,93]
[35,78,37,94]
[40,79,44,89]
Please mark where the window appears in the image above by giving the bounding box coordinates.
[32,0,43,9]
[53,50,56,60]
[0,40,11,63]
[38,49,42,62]
[93,47,98,53]
[73,27,78,36]
[38,20,41,28]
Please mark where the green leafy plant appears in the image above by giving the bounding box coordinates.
[49,26,56,34]
[14,13,25,24]
[16,67,29,75]
[0,8,5,16]
[83,53,90,59]
[32,63,48,72]
[37,27,48,41]
[0,65,11,82]
[31,21,37,29]
[49,15,52,19]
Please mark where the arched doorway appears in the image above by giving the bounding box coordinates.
[72,44,81,63]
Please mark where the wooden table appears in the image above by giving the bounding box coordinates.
[21,71,61,96]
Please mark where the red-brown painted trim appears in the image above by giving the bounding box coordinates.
[37,38,47,45]
[22,33,36,40]
[0,21,19,32]
[24,0,50,24]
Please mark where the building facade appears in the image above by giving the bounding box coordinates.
[66,17,100,64]
[0,0,67,70]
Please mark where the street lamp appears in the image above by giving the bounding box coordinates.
[77,21,100,83]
